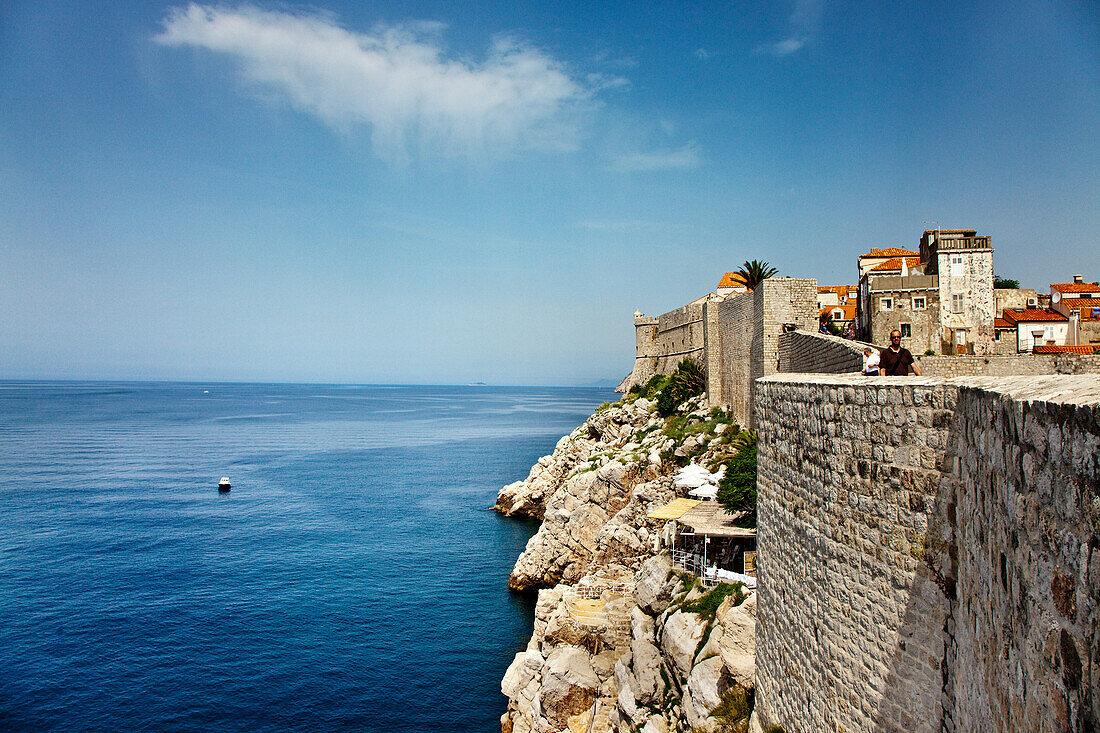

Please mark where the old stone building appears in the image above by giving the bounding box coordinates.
[1000,307,1071,352]
[993,314,1017,354]
[993,286,1039,313]
[856,230,996,355]
[818,285,856,333]
[919,228,995,354]
[856,249,939,353]
[1052,276,1100,346]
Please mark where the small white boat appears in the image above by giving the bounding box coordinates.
[218,477,231,492]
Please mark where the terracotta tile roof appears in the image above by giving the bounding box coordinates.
[820,304,856,321]
[718,272,749,289]
[817,285,855,296]
[1001,308,1068,324]
[870,256,922,272]
[862,247,919,258]
[994,318,1013,329]
[1066,298,1100,319]
[1033,345,1097,354]
[1051,282,1100,294]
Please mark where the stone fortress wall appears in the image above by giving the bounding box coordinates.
[714,286,756,425]
[752,373,1100,732]
[608,277,1100,733]
[778,329,876,374]
[622,300,715,393]
[624,281,1100,429]
[623,279,819,427]
[915,352,1100,378]
[712,278,820,427]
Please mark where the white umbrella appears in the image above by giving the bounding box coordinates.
[674,464,712,488]
[688,483,718,500]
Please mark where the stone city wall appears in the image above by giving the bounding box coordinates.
[653,300,707,373]
[777,329,874,374]
[949,376,1100,731]
[716,279,818,427]
[702,298,724,409]
[752,373,1100,733]
[915,353,1100,378]
[620,301,712,392]
[757,278,820,380]
[754,374,958,732]
[623,279,819,420]
[716,290,755,426]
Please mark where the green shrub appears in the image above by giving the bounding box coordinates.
[629,373,670,401]
[629,360,707,416]
[717,431,757,527]
[819,314,843,337]
[680,582,745,620]
[654,359,705,416]
[712,684,754,732]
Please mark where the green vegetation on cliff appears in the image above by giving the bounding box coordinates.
[628,358,707,417]
[716,431,758,527]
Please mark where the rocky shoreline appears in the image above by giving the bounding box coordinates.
[494,395,760,733]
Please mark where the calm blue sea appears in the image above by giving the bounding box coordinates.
[0,382,613,732]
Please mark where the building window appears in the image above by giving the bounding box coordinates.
[912,297,926,310]
[952,294,964,313]
[1027,298,1037,307]
[900,323,912,338]
[950,254,964,276]
[880,297,893,311]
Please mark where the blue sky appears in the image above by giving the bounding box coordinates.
[2,1,1097,384]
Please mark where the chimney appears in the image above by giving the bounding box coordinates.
[1073,274,1083,283]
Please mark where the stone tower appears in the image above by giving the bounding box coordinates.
[920,229,995,355]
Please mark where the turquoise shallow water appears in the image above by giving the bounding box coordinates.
[0,382,612,732]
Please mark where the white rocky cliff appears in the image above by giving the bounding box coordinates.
[494,395,760,733]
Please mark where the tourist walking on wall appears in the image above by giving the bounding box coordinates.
[879,330,921,375]
[862,347,880,376]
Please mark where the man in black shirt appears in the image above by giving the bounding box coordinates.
[879,329,922,375]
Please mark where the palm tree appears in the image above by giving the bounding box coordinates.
[735,259,779,290]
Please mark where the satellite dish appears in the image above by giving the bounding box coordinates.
[1052,291,1061,304]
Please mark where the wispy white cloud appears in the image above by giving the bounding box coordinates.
[756,0,824,56]
[694,48,712,60]
[761,38,805,56]
[610,142,703,173]
[155,4,596,162]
